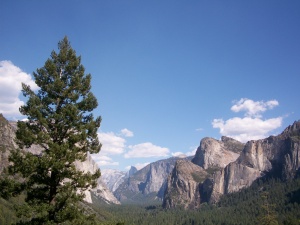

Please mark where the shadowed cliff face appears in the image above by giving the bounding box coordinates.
[192,136,244,170]
[163,160,208,209]
[210,121,300,203]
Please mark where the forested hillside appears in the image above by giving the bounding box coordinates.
[88,176,300,225]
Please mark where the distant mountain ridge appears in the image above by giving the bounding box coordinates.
[101,166,137,193]
[113,157,187,203]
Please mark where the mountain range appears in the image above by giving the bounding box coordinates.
[105,120,300,209]
[1,113,299,210]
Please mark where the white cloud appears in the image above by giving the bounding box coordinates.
[98,131,126,155]
[92,155,112,161]
[171,146,197,158]
[186,146,197,156]
[0,60,38,119]
[231,98,279,118]
[97,160,119,167]
[120,128,134,137]
[124,142,170,158]
[91,154,119,167]
[212,98,283,143]
[171,152,187,158]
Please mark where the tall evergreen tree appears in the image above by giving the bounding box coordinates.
[7,37,101,224]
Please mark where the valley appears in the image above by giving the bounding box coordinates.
[1,113,300,224]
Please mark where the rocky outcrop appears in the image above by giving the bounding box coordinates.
[163,160,208,209]
[0,114,16,173]
[114,157,179,203]
[161,136,244,209]
[192,136,244,170]
[128,166,138,177]
[209,120,300,203]
[74,154,120,205]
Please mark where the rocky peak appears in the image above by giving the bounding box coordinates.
[281,120,300,137]
[128,166,138,177]
[192,136,244,170]
[163,160,208,209]
[209,120,300,203]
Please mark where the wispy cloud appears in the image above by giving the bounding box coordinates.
[124,142,169,158]
[91,154,119,167]
[0,60,38,119]
[120,128,134,137]
[212,98,282,143]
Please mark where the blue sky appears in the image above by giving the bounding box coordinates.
[1,1,299,171]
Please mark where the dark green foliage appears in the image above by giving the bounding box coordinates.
[191,171,207,183]
[88,177,300,225]
[0,37,101,224]
[0,196,22,224]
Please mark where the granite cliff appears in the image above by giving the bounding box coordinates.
[210,120,300,203]
[192,136,244,170]
[74,154,120,204]
[163,136,243,209]
[0,114,16,173]
[163,160,208,209]
[163,121,300,209]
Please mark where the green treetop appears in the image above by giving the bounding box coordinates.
[6,37,101,224]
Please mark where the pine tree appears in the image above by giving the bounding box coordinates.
[6,37,101,224]
[258,191,278,225]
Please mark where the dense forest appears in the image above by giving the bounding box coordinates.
[91,176,300,225]
[1,175,300,224]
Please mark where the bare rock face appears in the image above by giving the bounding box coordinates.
[209,120,300,203]
[192,136,244,170]
[0,114,16,173]
[209,162,262,203]
[163,160,208,209]
[101,169,128,193]
[69,152,121,205]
